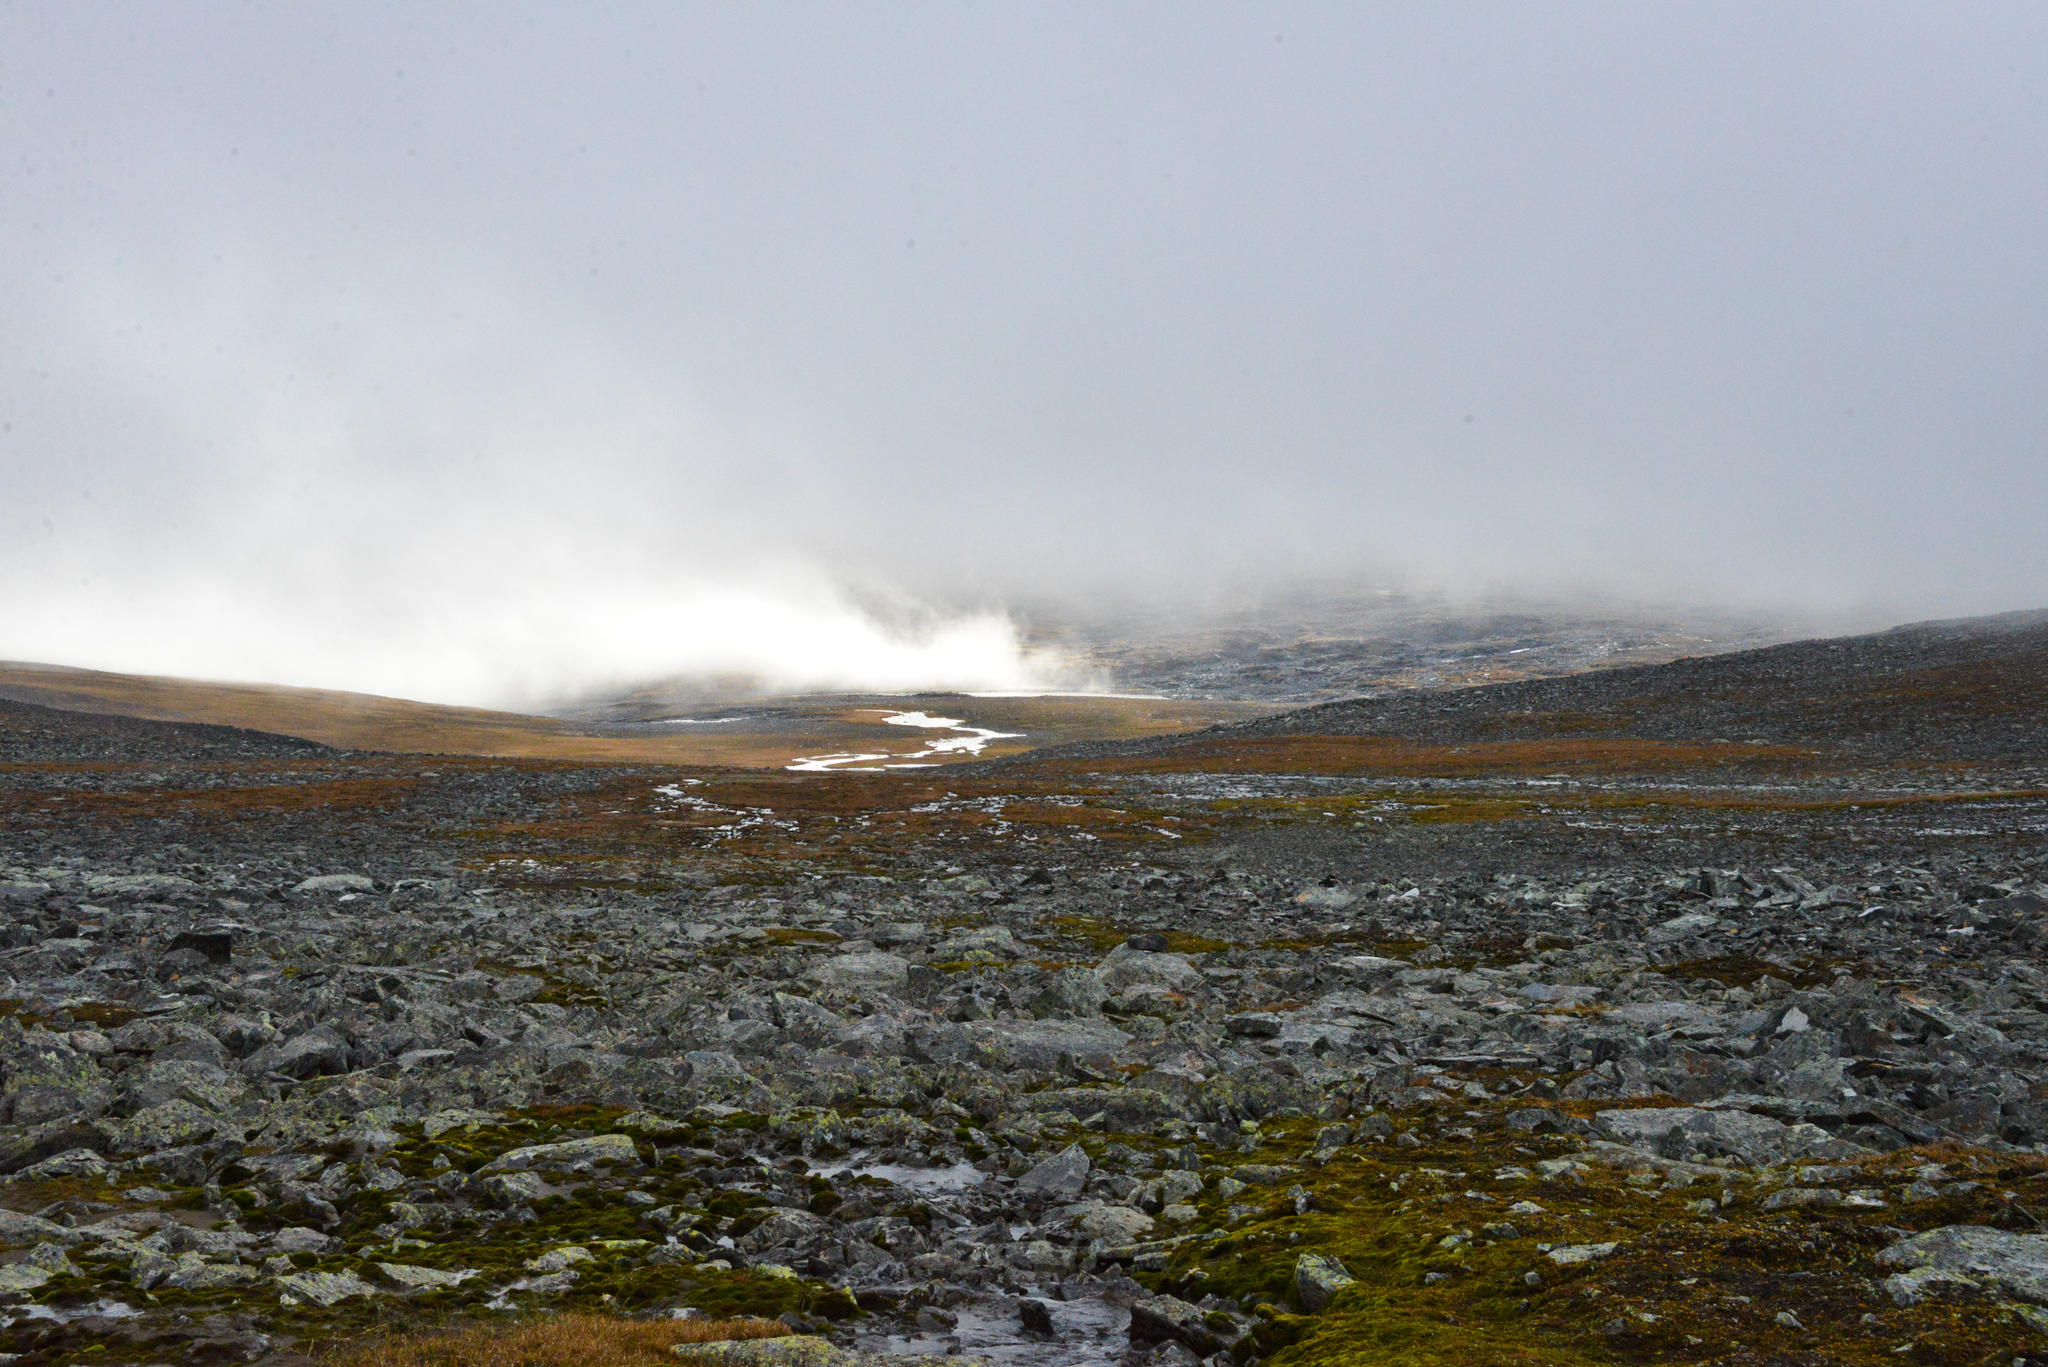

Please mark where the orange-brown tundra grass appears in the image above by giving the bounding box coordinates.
[317,1312,787,1367]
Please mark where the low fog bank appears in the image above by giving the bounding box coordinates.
[0,564,1081,710]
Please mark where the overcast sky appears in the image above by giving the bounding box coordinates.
[3,4,2044,702]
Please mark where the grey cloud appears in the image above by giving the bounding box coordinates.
[2,4,2044,701]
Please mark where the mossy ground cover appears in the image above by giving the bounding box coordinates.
[1049,914,1233,955]
[0,1108,870,1361]
[8,1060,2046,1367]
[1127,1105,2048,1367]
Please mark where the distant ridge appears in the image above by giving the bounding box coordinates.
[1011,608,2048,766]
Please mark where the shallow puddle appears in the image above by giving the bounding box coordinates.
[810,1157,987,1195]
[2,1300,140,1326]
[863,1294,1129,1366]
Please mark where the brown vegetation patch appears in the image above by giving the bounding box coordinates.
[0,770,422,823]
[462,771,1205,881]
[319,1312,787,1367]
[1660,954,1849,991]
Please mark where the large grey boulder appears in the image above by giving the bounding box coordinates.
[1295,1252,1357,1311]
[1127,1293,1234,1355]
[959,1019,1130,1071]
[247,1026,351,1080]
[771,993,851,1048]
[1877,1226,2048,1305]
[0,1211,82,1247]
[0,1263,53,1295]
[807,952,910,995]
[1098,944,1204,993]
[472,1170,550,1208]
[1592,1106,1862,1164]
[1016,1143,1091,1201]
[276,1268,380,1306]
[164,1254,258,1290]
[480,1133,639,1174]
[377,1262,476,1291]
[736,1208,833,1256]
[1030,966,1107,1019]
[1061,1199,1154,1244]
[1,1036,114,1125]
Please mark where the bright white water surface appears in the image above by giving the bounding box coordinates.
[808,1157,986,1194]
[786,710,1022,772]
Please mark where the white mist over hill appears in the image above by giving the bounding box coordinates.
[5,6,2047,704]
[0,565,1064,708]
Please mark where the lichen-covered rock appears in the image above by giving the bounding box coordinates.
[1877,1226,2048,1305]
[0,1263,53,1296]
[276,1268,380,1306]
[1098,944,1204,993]
[1547,1241,1620,1265]
[1061,1199,1154,1244]
[377,1262,476,1291]
[295,873,375,894]
[959,1019,1130,1071]
[164,1254,258,1290]
[1015,1143,1090,1201]
[1127,1293,1234,1355]
[1592,1106,1862,1164]
[1295,1252,1357,1311]
[525,1245,594,1273]
[246,1025,351,1080]
[1,1036,113,1124]
[807,952,911,995]
[480,1132,639,1173]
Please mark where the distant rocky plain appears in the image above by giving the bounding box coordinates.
[0,607,2045,1367]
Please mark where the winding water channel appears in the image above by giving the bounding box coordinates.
[785,710,1022,772]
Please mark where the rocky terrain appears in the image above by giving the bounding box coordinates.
[1021,590,1792,703]
[0,612,2045,1367]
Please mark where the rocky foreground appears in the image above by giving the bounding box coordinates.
[0,616,2046,1367]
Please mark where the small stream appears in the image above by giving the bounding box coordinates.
[786,710,1022,773]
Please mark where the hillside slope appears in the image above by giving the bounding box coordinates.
[1017,609,2048,770]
